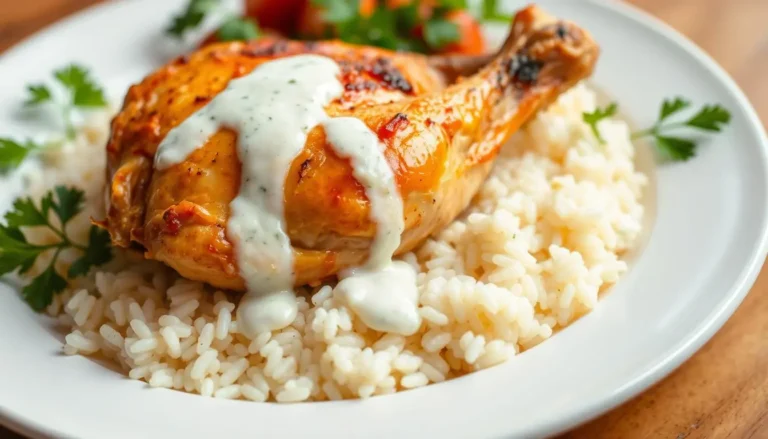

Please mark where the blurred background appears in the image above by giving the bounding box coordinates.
[2,0,766,125]
[0,1,766,438]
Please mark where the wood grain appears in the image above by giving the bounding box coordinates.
[0,1,766,438]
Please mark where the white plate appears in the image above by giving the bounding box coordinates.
[0,0,766,438]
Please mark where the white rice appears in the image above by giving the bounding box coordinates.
[24,83,646,402]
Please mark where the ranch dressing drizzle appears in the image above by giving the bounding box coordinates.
[154,54,421,338]
[155,55,343,337]
[323,118,422,336]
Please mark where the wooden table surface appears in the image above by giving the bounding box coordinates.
[1,1,767,438]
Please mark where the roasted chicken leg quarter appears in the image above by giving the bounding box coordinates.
[101,5,600,291]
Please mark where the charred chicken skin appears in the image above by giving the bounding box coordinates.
[101,5,599,291]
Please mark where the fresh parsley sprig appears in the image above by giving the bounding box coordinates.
[0,186,112,311]
[5,64,107,174]
[167,0,221,38]
[25,64,107,140]
[583,98,731,161]
[631,98,731,161]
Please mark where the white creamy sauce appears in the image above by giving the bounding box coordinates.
[323,118,422,335]
[154,54,421,338]
[335,262,421,335]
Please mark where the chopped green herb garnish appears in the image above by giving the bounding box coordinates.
[307,0,459,53]
[437,0,468,9]
[479,0,515,23]
[0,186,113,311]
[423,18,461,50]
[167,0,221,38]
[312,0,357,24]
[25,64,107,140]
[216,15,260,42]
[168,0,512,52]
[582,102,618,144]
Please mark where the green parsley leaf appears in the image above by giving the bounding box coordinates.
[684,104,731,132]
[659,97,690,122]
[0,226,41,276]
[40,191,55,220]
[25,85,52,106]
[54,65,107,108]
[51,187,85,226]
[167,0,220,38]
[22,64,108,145]
[0,186,113,311]
[0,138,42,172]
[394,3,421,33]
[437,0,468,9]
[1,224,27,244]
[68,227,112,278]
[480,0,514,23]
[330,6,405,51]
[364,7,404,50]
[16,247,38,274]
[423,18,461,50]
[54,65,87,91]
[5,197,50,228]
[312,0,357,24]
[216,16,260,42]
[22,264,67,311]
[655,136,696,161]
[72,84,107,107]
[582,102,618,144]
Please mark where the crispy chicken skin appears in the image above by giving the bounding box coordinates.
[101,5,599,291]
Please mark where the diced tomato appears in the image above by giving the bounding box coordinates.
[437,9,486,55]
[296,3,329,39]
[359,0,376,18]
[198,31,219,47]
[244,0,308,35]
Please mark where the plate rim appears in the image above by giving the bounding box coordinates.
[539,0,768,435]
[0,0,766,438]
